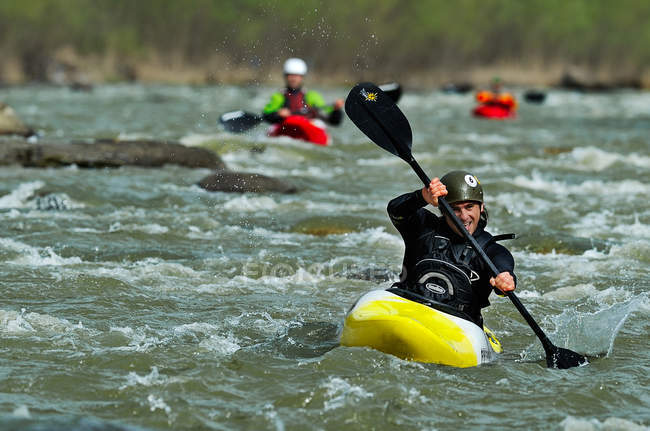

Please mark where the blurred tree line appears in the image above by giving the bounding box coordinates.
[1,0,649,84]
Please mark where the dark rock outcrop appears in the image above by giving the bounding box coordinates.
[441,82,474,94]
[558,72,642,92]
[0,103,34,137]
[524,90,547,104]
[290,215,370,236]
[0,138,225,169]
[198,170,297,194]
[1,137,297,194]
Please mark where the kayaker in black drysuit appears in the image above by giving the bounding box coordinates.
[262,58,344,125]
[387,170,516,327]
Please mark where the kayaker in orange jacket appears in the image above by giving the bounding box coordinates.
[475,77,517,110]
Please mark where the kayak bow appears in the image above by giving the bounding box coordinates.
[340,289,501,367]
[473,104,515,119]
[267,115,330,146]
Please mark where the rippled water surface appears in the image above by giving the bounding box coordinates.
[1,84,649,430]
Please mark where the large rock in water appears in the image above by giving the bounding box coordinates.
[558,71,642,91]
[0,138,226,169]
[0,103,34,137]
[198,170,297,194]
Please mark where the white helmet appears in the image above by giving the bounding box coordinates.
[283,58,308,75]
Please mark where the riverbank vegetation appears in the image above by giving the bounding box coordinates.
[1,0,649,87]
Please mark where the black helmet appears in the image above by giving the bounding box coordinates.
[440,170,483,204]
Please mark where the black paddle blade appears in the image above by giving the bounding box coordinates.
[345,82,412,161]
[378,82,403,103]
[220,110,263,133]
[546,345,589,369]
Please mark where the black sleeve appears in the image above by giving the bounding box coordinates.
[485,243,517,292]
[387,189,437,241]
[387,189,427,223]
[263,112,283,124]
[326,108,343,125]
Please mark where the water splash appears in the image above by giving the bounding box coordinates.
[0,181,44,208]
[550,294,645,356]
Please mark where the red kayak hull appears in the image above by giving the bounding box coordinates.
[472,104,516,119]
[268,115,329,146]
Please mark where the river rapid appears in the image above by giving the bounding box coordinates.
[1,84,648,431]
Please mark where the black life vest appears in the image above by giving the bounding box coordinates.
[411,231,514,313]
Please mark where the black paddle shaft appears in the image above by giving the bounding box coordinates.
[345,82,588,369]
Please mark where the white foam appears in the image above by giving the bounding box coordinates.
[543,284,599,300]
[514,289,542,299]
[566,210,615,238]
[108,222,169,234]
[108,326,162,352]
[223,195,279,212]
[0,181,44,208]
[609,241,650,264]
[249,226,305,242]
[0,238,82,266]
[0,209,21,219]
[72,227,103,233]
[356,157,402,166]
[561,416,649,431]
[224,265,326,293]
[516,174,650,201]
[403,387,430,405]
[0,309,82,335]
[322,377,373,411]
[116,132,154,141]
[610,215,650,240]
[561,146,650,171]
[338,227,403,249]
[12,405,31,419]
[147,394,172,415]
[90,260,207,293]
[494,192,554,217]
[198,334,241,355]
[462,132,512,145]
[0,309,35,333]
[120,367,167,389]
[173,322,220,336]
[179,132,234,147]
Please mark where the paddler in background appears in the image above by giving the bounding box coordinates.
[387,170,516,327]
[475,77,517,112]
[263,58,345,126]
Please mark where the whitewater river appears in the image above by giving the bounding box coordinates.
[1,84,648,431]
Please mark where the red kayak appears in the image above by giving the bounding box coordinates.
[268,115,330,146]
[472,104,516,119]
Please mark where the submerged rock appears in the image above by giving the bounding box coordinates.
[290,215,370,236]
[35,193,69,211]
[0,138,225,169]
[544,147,573,155]
[198,170,297,194]
[0,103,34,137]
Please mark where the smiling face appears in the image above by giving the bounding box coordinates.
[445,200,484,235]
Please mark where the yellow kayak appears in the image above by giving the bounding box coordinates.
[340,289,502,367]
